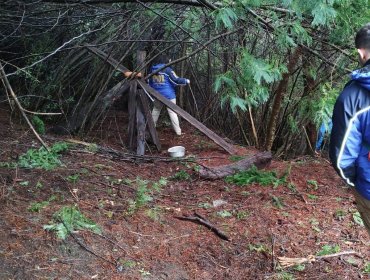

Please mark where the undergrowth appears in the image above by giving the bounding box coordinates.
[18,142,69,170]
[43,205,101,239]
[127,177,168,214]
[225,165,287,187]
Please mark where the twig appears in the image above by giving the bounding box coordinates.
[175,212,230,241]
[302,125,314,154]
[0,62,49,151]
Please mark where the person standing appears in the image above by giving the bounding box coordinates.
[315,120,332,153]
[148,55,190,136]
[329,23,370,236]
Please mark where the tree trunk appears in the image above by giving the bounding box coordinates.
[264,48,301,151]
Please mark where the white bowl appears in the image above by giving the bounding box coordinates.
[168,146,185,158]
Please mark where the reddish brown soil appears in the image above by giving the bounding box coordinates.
[0,107,369,280]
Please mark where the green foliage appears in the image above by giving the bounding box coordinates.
[307,194,318,200]
[28,201,49,212]
[317,244,340,256]
[43,206,101,239]
[152,177,168,192]
[31,116,45,135]
[133,179,153,209]
[172,170,191,181]
[213,7,238,29]
[335,209,346,221]
[146,207,161,221]
[0,161,17,168]
[276,272,295,280]
[225,165,286,187]
[216,50,287,113]
[352,211,364,227]
[310,2,337,26]
[248,243,270,254]
[67,174,80,184]
[310,218,321,232]
[307,179,318,190]
[236,210,250,219]
[272,196,285,209]
[364,262,370,274]
[229,155,245,162]
[217,210,233,218]
[300,82,339,127]
[128,177,167,213]
[198,202,212,209]
[293,264,305,271]
[18,142,69,170]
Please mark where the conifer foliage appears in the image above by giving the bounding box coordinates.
[0,0,369,156]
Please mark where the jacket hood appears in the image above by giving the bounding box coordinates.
[151,63,166,71]
[351,61,370,91]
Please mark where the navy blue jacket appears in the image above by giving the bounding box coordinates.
[148,64,188,100]
[329,60,370,200]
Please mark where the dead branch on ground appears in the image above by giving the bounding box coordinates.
[278,251,361,268]
[175,212,230,241]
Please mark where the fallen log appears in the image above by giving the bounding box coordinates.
[199,151,272,179]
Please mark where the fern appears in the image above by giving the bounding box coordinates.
[311,3,337,26]
[225,165,286,187]
[214,7,238,29]
[31,116,45,134]
[43,206,101,239]
[18,142,69,170]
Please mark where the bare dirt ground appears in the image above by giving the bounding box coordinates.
[0,106,369,280]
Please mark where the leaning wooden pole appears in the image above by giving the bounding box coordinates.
[138,80,237,155]
[86,47,237,155]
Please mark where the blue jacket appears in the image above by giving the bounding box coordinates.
[329,60,370,200]
[315,120,332,151]
[148,64,188,100]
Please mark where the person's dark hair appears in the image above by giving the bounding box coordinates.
[355,23,370,49]
[152,54,170,65]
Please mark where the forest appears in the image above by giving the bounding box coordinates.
[0,0,369,279]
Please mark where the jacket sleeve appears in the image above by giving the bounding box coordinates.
[165,68,189,85]
[330,91,362,186]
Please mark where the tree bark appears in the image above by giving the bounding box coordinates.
[264,48,301,151]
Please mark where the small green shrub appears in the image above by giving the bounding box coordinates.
[43,205,101,239]
[364,262,370,274]
[307,194,318,200]
[198,202,212,209]
[217,210,233,218]
[277,272,295,280]
[335,209,346,221]
[316,244,340,256]
[248,243,270,253]
[127,177,167,214]
[28,201,49,212]
[0,161,17,168]
[353,211,364,226]
[236,210,250,219]
[18,142,69,170]
[307,179,319,190]
[172,170,191,181]
[67,174,80,184]
[31,116,45,134]
[225,165,286,187]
